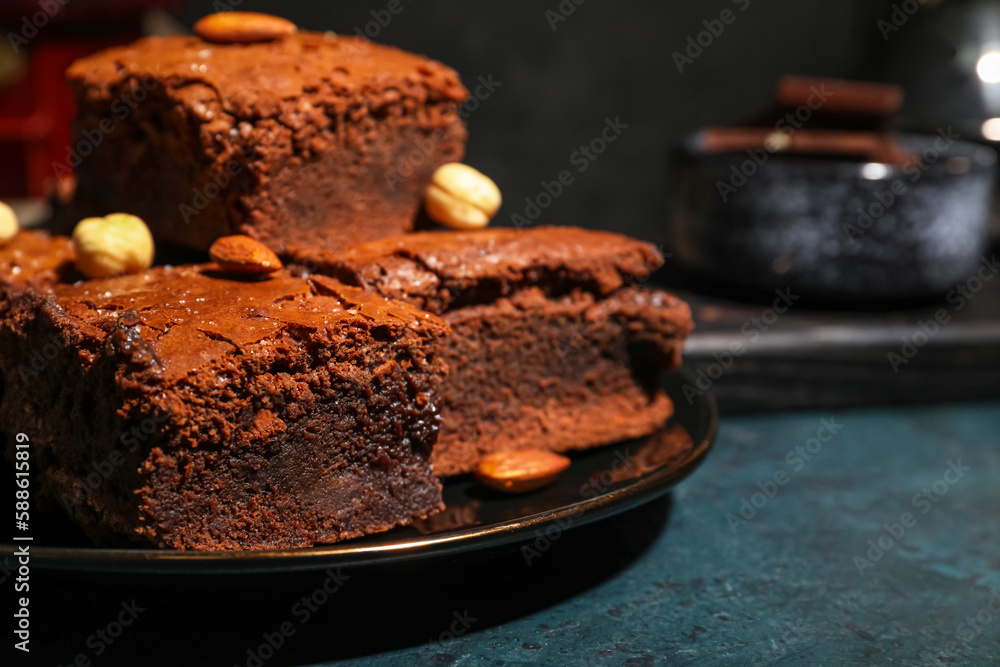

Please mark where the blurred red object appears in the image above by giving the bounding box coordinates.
[0,1,181,199]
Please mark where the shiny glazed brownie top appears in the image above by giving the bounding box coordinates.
[66,32,468,118]
[290,226,667,313]
[19,266,447,382]
[0,231,77,290]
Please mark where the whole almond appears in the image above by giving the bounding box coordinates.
[475,450,571,494]
[209,235,283,274]
[194,12,297,44]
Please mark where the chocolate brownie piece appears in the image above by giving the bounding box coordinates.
[0,231,76,294]
[65,31,468,253]
[0,232,77,419]
[0,266,449,550]
[291,226,693,476]
[0,231,76,475]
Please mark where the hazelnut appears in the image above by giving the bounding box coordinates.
[425,163,502,230]
[72,213,155,279]
[0,201,19,247]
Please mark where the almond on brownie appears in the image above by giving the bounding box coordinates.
[0,264,449,550]
[290,226,694,476]
[64,27,468,253]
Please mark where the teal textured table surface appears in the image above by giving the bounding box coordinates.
[20,401,1000,667]
[338,401,1000,666]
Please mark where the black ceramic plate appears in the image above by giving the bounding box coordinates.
[0,372,717,575]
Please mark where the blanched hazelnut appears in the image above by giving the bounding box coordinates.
[72,213,155,278]
[0,201,19,247]
[425,163,502,230]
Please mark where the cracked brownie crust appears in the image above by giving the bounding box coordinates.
[0,266,449,549]
[291,226,694,476]
[65,32,469,253]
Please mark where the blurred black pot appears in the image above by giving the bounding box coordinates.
[668,132,997,301]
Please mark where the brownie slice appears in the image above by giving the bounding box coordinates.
[290,226,693,476]
[65,31,468,253]
[0,230,77,295]
[0,266,449,550]
[0,231,77,419]
[0,231,77,477]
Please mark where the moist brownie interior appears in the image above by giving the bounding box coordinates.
[65,32,469,253]
[291,226,694,476]
[0,265,449,550]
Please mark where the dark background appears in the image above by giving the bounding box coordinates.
[4,6,1000,666]
[166,0,899,246]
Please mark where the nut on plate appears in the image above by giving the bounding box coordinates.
[0,201,18,247]
[425,163,502,230]
[194,12,297,44]
[475,450,571,494]
[72,213,155,279]
[209,235,283,274]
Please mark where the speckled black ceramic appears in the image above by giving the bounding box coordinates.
[670,133,996,299]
